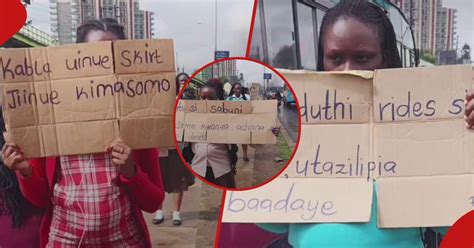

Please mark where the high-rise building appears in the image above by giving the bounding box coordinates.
[50,0,154,44]
[213,60,237,81]
[200,67,214,82]
[391,0,457,56]
[50,0,82,44]
[198,60,238,82]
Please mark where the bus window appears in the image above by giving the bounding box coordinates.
[297,2,317,70]
[263,0,298,69]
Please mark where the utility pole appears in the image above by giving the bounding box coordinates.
[455,35,459,51]
[212,0,218,79]
[409,0,415,31]
[263,66,266,94]
[215,0,218,54]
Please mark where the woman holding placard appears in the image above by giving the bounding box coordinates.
[153,73,195,226]
[226,83,252,163]
[2,18,164,248]
[188,83,238,188]
[258,1,448,247]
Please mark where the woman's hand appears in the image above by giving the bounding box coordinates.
[107,139,135,178]
[272,126,281,137]
[465,92,474,128]
[1,143,32,177]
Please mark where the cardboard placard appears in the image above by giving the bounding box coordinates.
[48,42,115,80]
[0,47,50,83]
[283,71,373,124]
[222,178,373,223]
[177,100,278,144]
[0,39,176,158]
[206,101,253,114]
[377,175,474,228]
[175,101,185,141]
[184,100,207,113]
[113,39,175,74]
[373,66,471,122]
[222,65,474,227]
[250,83,261,100]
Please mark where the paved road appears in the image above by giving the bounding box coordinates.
[278,105,299,143]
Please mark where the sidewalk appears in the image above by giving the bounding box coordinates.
[234,145,256,188]
[143,179,222,248]
[234,119,293,187]
[142,119,295,246]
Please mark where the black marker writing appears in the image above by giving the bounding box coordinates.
[378,91,436,121]
[76,78,171,100]
[209,103,244,114]
[187,132,206,142]
[295,144,397,180]
[0,57,52,80]
[226,183,336,220]
[449,98,464,115]
[5,89,60,109]
[203,123,229,131]
[300,90,353,122]
[176,122,195,130]
[120,44,163,67]
[65,51,111,71]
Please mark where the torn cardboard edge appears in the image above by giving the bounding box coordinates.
[0,39,177,158]
[7,116,174,158]
[222,65,474,226]
[377,174,474,228]
[181,130,277,145]
[222,174,473,227]
[0,39,176,83]
[279,65,473,125]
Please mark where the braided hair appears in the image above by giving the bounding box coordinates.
[76,18,126,43]
[228,83,247,100]
[317,0,402,71]
[207,78,225,100]
[0,109,28,228]
[176,73,190,96]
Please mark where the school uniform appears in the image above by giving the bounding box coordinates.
[158,147,194,193]
[16,149,164,248]
[191,143,235,188]
[226,94,251,101]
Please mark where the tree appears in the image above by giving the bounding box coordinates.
[421,52,437,65]
[219,76,229,84]
[272,44,297,69]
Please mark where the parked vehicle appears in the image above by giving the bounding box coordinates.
[282,85,295,107]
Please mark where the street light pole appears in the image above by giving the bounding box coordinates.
[213,0,218,78]
[215,0,218,54]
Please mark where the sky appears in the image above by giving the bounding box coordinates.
[26,0,254,73]
[26,0,473,66]
[236,60,284,88]
[140,0,254,72]
[443,0,474,51]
